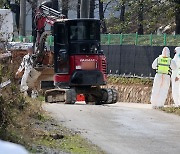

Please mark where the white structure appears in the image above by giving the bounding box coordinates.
[0,9,13,41]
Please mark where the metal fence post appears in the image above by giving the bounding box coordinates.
[135,32,138,45]
[108,34,111,45]
[120,33,123,45]
[150,33,153,46]
[164,33,167,46]
[49,35,54,46]
[29,35,33,43]
[19,35,23,42]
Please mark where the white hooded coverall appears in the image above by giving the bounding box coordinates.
[17,53,33,92]
[151,47,176,108]
[171,47,180,106]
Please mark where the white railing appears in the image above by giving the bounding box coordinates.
[0,79,11,89]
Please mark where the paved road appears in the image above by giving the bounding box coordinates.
[44,103,180,154]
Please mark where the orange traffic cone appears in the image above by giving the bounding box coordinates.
[76,94,85,101]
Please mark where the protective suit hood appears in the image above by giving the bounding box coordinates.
[175,47,180,54]
[173,47,180,61]
[161,47,170,57]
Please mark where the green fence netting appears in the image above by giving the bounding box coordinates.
[14,33,180,46]
[101,33,180,46]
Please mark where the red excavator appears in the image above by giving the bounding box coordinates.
[34,2,118,105]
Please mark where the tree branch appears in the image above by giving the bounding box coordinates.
[103,1,111,14]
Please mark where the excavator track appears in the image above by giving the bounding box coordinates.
[45,88,77,104]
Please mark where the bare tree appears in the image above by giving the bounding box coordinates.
[27,0,37,43]
[52,0,59,11]
[77,0,80,18]
[99,0,107,33]
[62,0,69,17]
[174,0,180,34]
[120,1,125,22]
[9,0,20,31]
[90,0,95,18]
[19,0,26,36]
[137,0,144,34]
[80,0,90,18]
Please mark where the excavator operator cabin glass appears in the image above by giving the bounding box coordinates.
[68,20,101,54]
[69,20,100,41]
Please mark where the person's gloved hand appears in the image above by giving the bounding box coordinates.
[15,71,23,79]
[15,71,20,79]
[15,71,20,75]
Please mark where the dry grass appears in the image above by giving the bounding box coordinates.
[0,84,43,146]
[160,107,180,116]
[0,55,43,148]
[107,76,153,86]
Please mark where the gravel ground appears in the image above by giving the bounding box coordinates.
[44,102,180,154]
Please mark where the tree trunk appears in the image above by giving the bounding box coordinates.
[80,0,90,18]
[77,0,81,18]
[62,0,68,18]
[52,0,59,11]
[31,1,37,44]
[120,2,125,22]
[15,6,20,30]
[51,0,59,35]
[137,0,144,35]
[89,0,95,18]
[19,0,26,36]
[99,0,107,33]
[175,0,180,34]
[9,2,20,31]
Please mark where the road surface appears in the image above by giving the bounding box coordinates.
[44,103,180,154]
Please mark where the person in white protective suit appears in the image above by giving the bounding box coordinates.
[171,47,180,107]
[0,139,28,154]
[16,47,34,95]
[151,47,177,108]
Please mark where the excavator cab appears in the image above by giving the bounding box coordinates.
[53,19,106,87]
[54,19,101,74]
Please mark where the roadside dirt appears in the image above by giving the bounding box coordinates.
[30,116,69,154]
[29,107,104,154]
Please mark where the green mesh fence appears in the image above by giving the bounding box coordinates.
[100,33,180,46]
[166,35,180,46]
[14,33,180,46]
[122,33,137,45]
[13,35,34,43]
